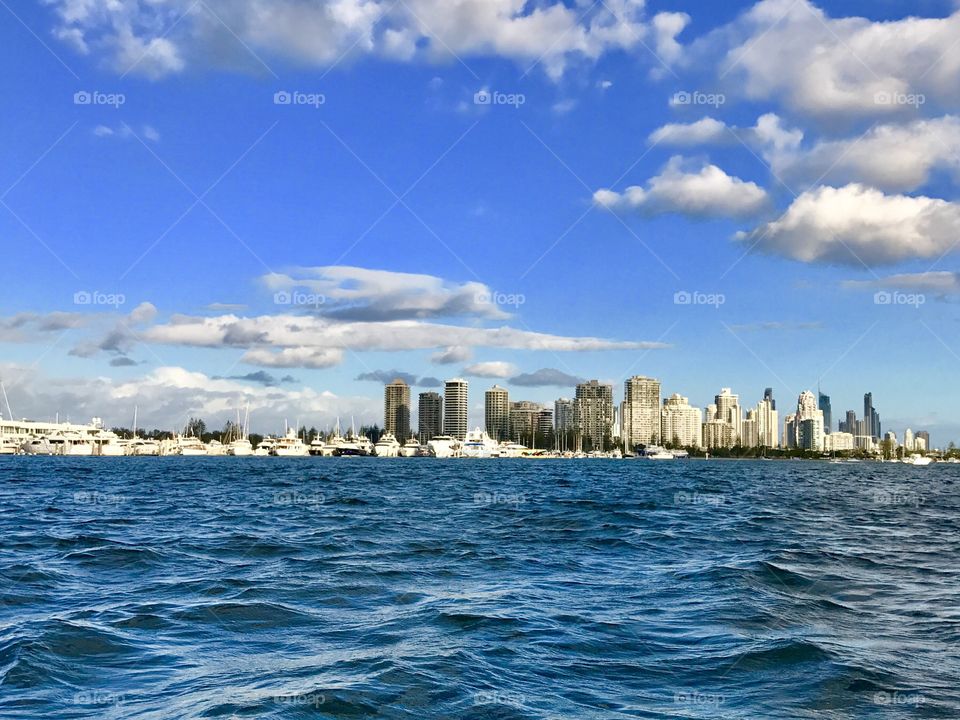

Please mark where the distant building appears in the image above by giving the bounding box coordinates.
[575,380,614,452]
[661,393,701,448]
[484,385,510,441]
[864,392,881,440]
[509,400,543,444]
[418,392,443,442]
[755,395,779,448]
[384,378,411,442]
[764,387,776,411]
[825,432,854,452]
[792,390,824,451]
[621,375,661,450]
[917,431,931,450]
[536,409,554,444]
[741,409,759,448]
[703,419,733,449]
[443,379,469,440]
[818,392,832,435]
[904,428,914,452]
[715,388,743,445]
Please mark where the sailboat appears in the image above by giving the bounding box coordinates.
[227,405,254,456]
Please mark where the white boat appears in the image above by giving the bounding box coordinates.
[127,437,161,456]
[427,434,461,458]
[272,428,309,457]
[93,430,126,456]
[205,439,227,456]
[308,436,327,456]
[400,437,427,457]
[498,441,528,458]
[903,454,933,466]
[163,434,207,456]
[0,436,21,455]
[227,438,253,456]
[461,428,499,458]
[374,432,401,457]
[23,430,95,456]
[254,438,276,456]
[635,445,674,460]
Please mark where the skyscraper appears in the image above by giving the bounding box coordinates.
[714,388,742,446]
[864,392,881,440]
[793,390,824,451]
[509,400,543,444]
[755,394,779,448]
[661,393,702,448]
[418,391,442,443]
[621,375,661,450]
[818,392,831,436]
[575,380,614,452]
[554,398,575,434]
[384,378,411,442]
[484,385,510,441]
[764,387,776,411]
[443,379,468,440]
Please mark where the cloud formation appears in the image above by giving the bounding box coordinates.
[509,368,585,387]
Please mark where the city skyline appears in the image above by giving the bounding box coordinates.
[3,1,960,444]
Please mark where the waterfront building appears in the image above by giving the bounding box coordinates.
[792,390,824,451]
[509,400,543,444]
[418,392,443,442]
[917,431,930,450]
[484,385,510,442]
[384,378,411,443]
[825,432,854,452]
[703,419,733,449]
[904,428,914,452]
[715,388,742,445]
[764,387,776,411]
[756,395,779,448]
[818,392,832,435]
[741,410,759,448]
[864,392,881,440]
[443,379,469,440]
[621,375,661,450]
[661,393,702,448]
[575,380,614,452]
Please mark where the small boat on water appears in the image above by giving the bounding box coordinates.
[272,428,309,457]
[374,432,401,457]
[427,434,460,458]
[462,428,499,458]
[254,438,276,456]
[903,454,933,466]
[400,437,425,457]
[634,445,674,460]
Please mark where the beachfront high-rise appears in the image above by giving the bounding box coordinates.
[384,378,411,443]
[484,385,510,441]
[418,391,443,443]
[443,378,469,440]
[575,380,614,452]
[791,390,825,451]
[864,392,881,440]
[621,375,661,451]
[755,394,779,448]
[660,393,702,448]
[818,392,832,435]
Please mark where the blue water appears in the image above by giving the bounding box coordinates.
[1,458,958,719]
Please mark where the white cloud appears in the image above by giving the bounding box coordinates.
[431,346,472,364]
[240,347,345,369]
[651,11,690,65]
[48,0,659,80]
[462,361,518,378]
[696,0,960,121]
[648,113,802,153]
[842,271,960,296]
[649,117,728,146]
[738,184,960,265]
[594,157,769,219]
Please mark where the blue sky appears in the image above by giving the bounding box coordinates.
[2,0,960,443]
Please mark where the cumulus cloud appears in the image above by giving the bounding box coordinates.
[649,117,729,146]
[648,113,803,154]
[355,369,419,385]
[594,157,769,219]
[738,184,960,265]
[694,0,960,121]
[215,371,298,386]
[510,368,585,387]
[431,346,473,364]
[239,347,345,369]
[462,361,518,378]
[48,0,660,80]
[262,266,511,321]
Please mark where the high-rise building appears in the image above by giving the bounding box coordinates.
[443,378,469,440]
[536,409,554,444]
[418,392,443,443]
[755,395,779,448]
[703,419,734,449]
[714,388,742,446]
[741,409,759,448]
[384,378,411,442]
[917,431,931,450]
[484,385,510,441]
[509,400,543,444]
[764,387,776,411]
[818,392,832,435]
[661,393,702,448]
[793,390,824,451]
[554,398,576,451]
[621,375,661,450]
[575,380,614,452]
[840,410,857,434]
[864,392,881,440]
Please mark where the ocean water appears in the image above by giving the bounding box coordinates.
[0,458,958,719]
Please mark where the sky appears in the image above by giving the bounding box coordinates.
[2,0,960,444]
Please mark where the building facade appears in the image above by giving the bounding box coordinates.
[661,393,702,448]
[484,385,510,441]
[575,380,614,452]
[418,391,443,443]
[384,378,411,442]
[621,375,662,450]
[443,379,468,440]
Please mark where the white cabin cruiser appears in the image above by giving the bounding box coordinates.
[374,432,401,457]
[272,428,309,457]
[461,428,499,458]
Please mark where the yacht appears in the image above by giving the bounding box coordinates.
[254,437,277,456]
[227,438,254,456]
[400,437,427,457]
[427,434,461,458]
[0,437,20,455]
[167,435,207,456]
[498,441,528,458]
[272,428,309,457]
[336,432,363,456]
[23,430,95,456]
[92,429,126,456]
[127,437,161,456]
[374,432,401,457]
[635,445,674,460]
[903,454,933,466]
[308,435,327,456]
[205,439,227,456]
[462,428,499,458]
